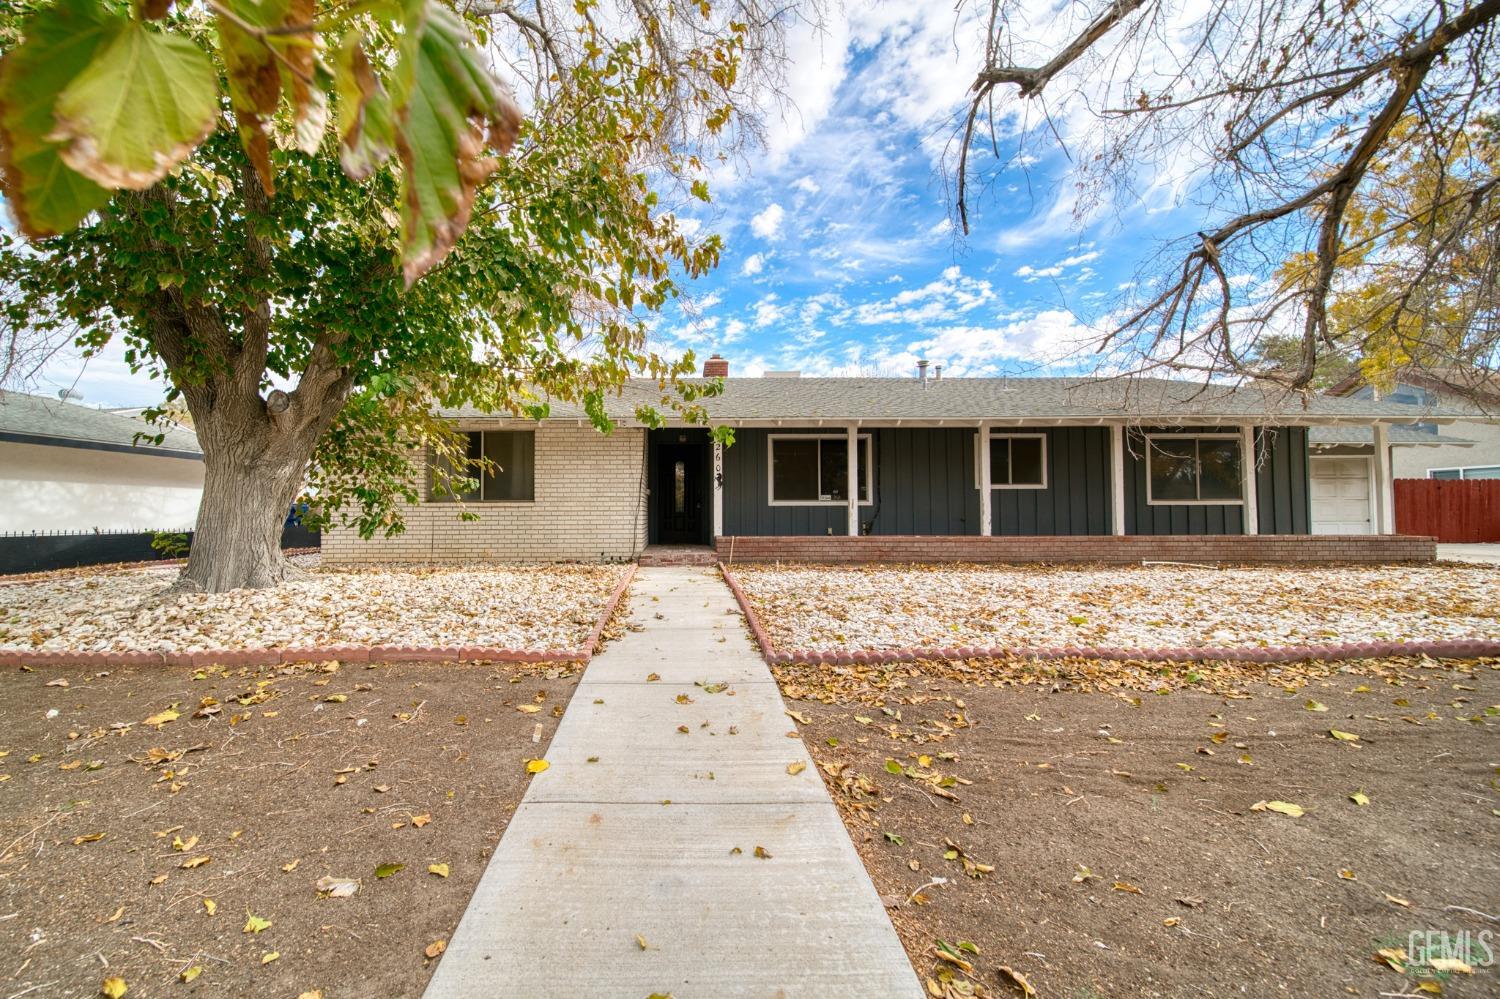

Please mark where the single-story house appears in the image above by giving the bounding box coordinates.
[1326,371,1500,480]
[0,390,203,533]
[324,358,1477,565]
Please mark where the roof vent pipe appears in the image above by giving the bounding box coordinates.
[934,364,943,381]
[917,359,929,385]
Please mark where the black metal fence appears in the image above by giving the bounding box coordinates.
[0,525,320,576]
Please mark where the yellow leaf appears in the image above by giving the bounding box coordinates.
[516,704,541,713]
[179,967,201,983]
[1415,980,1443,995]
[298,993,324,999]
[261,952,279,965]
[753,845,771,859]
[1251,800,1305,817]
[324,694,348,703]
[243,912,271,934]
[1338,869,1357,881]
[281,859,300,873]
[180,855,211,869]
[142,709,179,728]
[786,761,806,776]
[73,832,105,845]
[100,977,128,999]
[1373,947,1408,973]
[203,898,216,915]
[1111,881,1143,894]
[412,814,432,828]
[1428,957,1473,974]
[635,934,649,950]
[1304,700,1328,712]
[1349,791,1371,806]
[424,939,447,959]
[525,759,549,774]
[428,863,449,878]
[646,673,661,682]
[785,709,809,724]
[1163,917,1181,927]
[1329,729,1359,741]
[997,965,1037,997]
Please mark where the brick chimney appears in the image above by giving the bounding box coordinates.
[702,353,729,378]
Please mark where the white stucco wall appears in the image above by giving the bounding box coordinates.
[0,441,204,532]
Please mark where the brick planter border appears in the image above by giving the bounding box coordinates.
[0,564,638,669]
[718,564,1500,666]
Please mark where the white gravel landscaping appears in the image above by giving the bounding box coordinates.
[0,563,628,653]
[731,563,1500,652]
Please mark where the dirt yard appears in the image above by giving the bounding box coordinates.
[777,655,1500,998]
[0,655,581,998]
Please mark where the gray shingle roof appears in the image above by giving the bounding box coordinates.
[443,376,1479,426]
[0,391,201,456]
[1307,424,1473,446]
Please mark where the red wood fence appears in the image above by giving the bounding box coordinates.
[1395,479,1500,542]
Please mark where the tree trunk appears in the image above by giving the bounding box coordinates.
[176,438,310,592]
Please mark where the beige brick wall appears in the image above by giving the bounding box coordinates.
[323,423,646,563]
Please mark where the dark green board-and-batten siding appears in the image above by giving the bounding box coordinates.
[1122,426,1310,536]
[720,427,1113,537]
[720,425,1310,537]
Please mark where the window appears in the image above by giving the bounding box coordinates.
[768,434,871,505]
[1146,434,1243,504]
[428,430,535,502]
[1430,465,1500,480]
[983,432,1047,488]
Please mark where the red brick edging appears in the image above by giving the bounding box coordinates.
[718,564,1500,666]
[0,564,638,669]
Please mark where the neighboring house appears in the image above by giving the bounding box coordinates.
[1327,371,1500,480]
[0,390,203,532]
[323,359,1469,564]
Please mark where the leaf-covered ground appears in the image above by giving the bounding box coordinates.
[0,563,627,653]
[776,655,1500,998]
[735,563,1500,652]
[0,656,581,998]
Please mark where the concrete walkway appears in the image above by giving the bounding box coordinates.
[1438,543,1500,565]
[424,567,922,999]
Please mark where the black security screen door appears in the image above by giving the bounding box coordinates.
[655,442,706,544]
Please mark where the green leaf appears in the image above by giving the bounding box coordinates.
[50,20,219,190]
[215,0,291,194]
[333,32,396,181]
[389,0,523,284]
[0,0,115,236]
[242,911,272,933]
[375,862,404,878]
[884,759,903,775]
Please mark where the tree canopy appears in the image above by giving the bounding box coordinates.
[0,0,798,590]
[951,0,1500,402]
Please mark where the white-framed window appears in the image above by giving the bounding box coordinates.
[428,429,536,502]
[767,433,872,505]
[1145,433,1244,504]
[975,431,1047,489]
[1429,465,1500,480]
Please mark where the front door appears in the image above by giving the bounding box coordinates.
[655,443,706,544]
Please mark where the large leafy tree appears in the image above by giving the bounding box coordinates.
[0,0,795,591]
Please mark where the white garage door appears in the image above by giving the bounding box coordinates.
[1310,456,1372,535]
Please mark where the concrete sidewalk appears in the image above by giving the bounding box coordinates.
[424,566,922,999]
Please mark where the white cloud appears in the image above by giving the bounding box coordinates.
[848,265,996,325]
[792,176,820,194]
[753,294,789,328]
[723,318,748,342]
[740,253,765,276]
[750,202,787,241]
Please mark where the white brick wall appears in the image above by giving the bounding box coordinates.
[323,423,647,563]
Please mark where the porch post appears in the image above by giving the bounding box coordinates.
[1109,424,1125,536]
[1241,425,1259,536]
[846,423,859,536]
[712,438,723,542]
[1372,422,1395,533]
[978,422,992,536]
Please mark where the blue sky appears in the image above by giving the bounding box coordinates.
[29,3,1210,408]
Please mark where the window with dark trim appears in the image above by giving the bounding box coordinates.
[1146,435,1243,504]
[987,433,1047,488]
[428,430,535,502]
[768,434,871,504]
